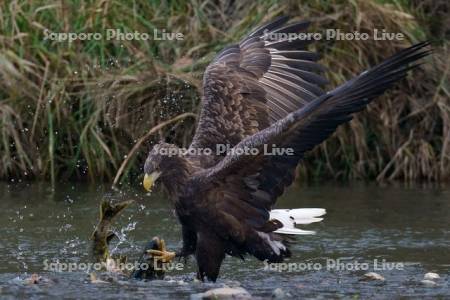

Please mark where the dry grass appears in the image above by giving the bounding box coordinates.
[0,0,448,184]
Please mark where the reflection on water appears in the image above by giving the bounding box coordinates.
[0,182,448,298]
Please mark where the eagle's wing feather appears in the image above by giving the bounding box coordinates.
[189,16,327,154]
[202,42,430,227]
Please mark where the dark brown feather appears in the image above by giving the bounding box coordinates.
[189,17,327,161]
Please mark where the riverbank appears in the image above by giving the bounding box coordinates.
[0,0,448,183]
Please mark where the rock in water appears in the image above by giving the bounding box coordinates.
[421,279,437,287]
[25,274,41,284]
[191,287,252,300]
[424,272,440,280]
[360,272,385,281]
[23,273,55,285]
[89,273,110,284]
[272,288,289,299]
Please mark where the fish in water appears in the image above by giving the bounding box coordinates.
[91,199,134,268]
[90,199,176,280]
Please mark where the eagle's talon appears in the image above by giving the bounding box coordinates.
[147,249,176,263]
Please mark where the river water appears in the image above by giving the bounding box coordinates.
[0,182,448,299]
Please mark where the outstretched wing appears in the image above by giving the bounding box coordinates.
[201,42,430,228]
[189,16,327,157]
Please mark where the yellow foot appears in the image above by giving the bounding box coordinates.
[147,239,176,263]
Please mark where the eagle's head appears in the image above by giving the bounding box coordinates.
[143,141,183,192]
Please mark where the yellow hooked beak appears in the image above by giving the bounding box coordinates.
[143,171,161,192]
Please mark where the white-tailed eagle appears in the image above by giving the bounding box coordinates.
[142,16,430,281]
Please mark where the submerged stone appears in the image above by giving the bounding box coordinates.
[360,272,385,281]
[191,287,252,300]
[424,272,440,280]
[421,279,437,287]
[272,287,290,298]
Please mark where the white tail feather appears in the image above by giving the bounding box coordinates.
[270,208,326,235]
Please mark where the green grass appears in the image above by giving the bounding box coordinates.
[0,0,448,184]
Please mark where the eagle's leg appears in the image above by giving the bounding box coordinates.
[195,231,225,282]
[175,249,192,265]
[147,239,176,263]
[175,222,197,262]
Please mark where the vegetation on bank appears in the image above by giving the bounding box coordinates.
[0,0,448,184]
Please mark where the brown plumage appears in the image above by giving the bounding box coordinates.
[143,16,430,282]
